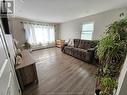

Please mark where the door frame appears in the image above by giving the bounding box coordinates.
[0,20,21,95]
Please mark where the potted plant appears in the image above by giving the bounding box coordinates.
[95,17,127,95]
[22,41,31,51]
[100,76,117,95]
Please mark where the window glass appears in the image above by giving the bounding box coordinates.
[81,23,94,40]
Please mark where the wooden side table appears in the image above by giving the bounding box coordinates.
[15,50,38,91]
[56,40,65,48]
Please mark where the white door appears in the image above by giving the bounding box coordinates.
[0,23,21,95]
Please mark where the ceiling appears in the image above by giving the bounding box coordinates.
[15,0,127,23]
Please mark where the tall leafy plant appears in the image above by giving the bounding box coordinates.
[96,18,127,95]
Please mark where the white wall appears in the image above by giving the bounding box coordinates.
[60,7,127,41]
[116,55,127,95]
[8,18,26,46]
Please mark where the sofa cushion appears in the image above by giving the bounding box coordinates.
[72,47,87,59]
[74,39,80,48]
[78,40,91,50]
[78,40,86,49]
[64,46,73,55]
[84,41,92,49]
[73,48,87,52]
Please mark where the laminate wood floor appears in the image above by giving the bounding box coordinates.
[23,47,97,95]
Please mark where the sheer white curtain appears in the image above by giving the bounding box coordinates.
[23,23,55,46]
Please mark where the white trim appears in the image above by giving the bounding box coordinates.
[116,56,127,95]
[0,59,8,78]
[5,72,12,95]
[8,72,12,89]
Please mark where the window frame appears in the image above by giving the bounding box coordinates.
[81,22,94,40]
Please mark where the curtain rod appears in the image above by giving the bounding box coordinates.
[20,21,55,26]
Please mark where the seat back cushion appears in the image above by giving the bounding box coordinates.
[78,40,98,50]
[78,40,86,49]
[74,39,80,48]
[90,40,99,48]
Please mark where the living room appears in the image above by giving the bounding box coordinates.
[0,0,127,95]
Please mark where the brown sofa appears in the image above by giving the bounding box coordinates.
[61,39,98,63]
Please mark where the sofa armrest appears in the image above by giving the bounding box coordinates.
[61,43,68,52]
[62,43,68,47]
[87,47,96,52]
[84,47,96,63]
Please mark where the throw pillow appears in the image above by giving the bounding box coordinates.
[68,39,74,46]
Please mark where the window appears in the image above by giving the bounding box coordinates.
[81,23,94,40]
[23,23,55,46]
